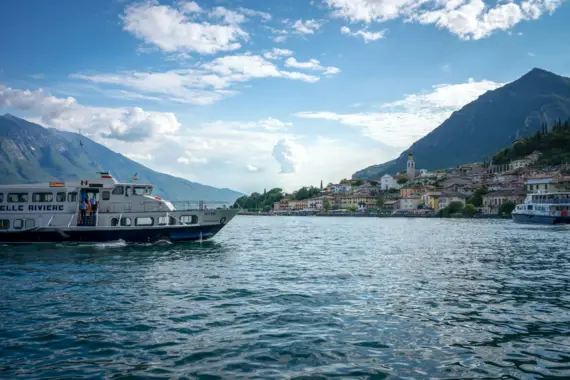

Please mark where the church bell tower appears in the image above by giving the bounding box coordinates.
[407,152,416,180]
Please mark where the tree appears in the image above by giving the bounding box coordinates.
[348,205,357,212]
[340,178,350,184]
[353,179,363,187]
[369,180,378,186]
[499,201,516,216]
[447,201,464,214]
[463,203,477,217]
[468,187,489,207]
[397,176,408,185]
[323,198,331,211]
[376,196,385,209]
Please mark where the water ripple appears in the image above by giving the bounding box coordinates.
[1,217,570,379]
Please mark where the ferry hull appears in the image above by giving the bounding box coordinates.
[0,224,227,244]
[512,213,570,225]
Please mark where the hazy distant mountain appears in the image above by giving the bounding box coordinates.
[0,114,243,202]
[353,68,570,179]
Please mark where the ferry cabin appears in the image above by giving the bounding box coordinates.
[513,192,570,221]
[0,174,204,233]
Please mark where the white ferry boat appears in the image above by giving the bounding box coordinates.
[0,172,239,244]
[512,191,570,224]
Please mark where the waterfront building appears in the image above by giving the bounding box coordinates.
[525,174,567,193]
[340,195,377,210]
[399,196,422,211]
[438,192,468,210]
[407,152,416,180]
[421,192,442,211]
[482,189,527,214]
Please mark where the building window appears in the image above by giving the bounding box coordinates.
[0,220,9,230]
[25,219,35,229]
[68,192,78,202]
[120,218,132,227]
[13,219,23,230]
[112,186,124,195]
[56,192,66,202]
[102,191,111,201]
[135,217,154,226]
[0,193,3,203]
[8,193,28,203]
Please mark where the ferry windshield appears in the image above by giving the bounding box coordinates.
[133,186,152,196]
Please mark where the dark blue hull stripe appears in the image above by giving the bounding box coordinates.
[512,214,570,225]
[0,225,225,244]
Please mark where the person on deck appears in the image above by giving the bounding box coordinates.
[90,196,97,216]
[79,200,87,224]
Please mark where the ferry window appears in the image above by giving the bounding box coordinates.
[528,205,533,210]
[0,220,9,230]
[13,219,22,230]
[158,216,168,225]
[102,191,111,201]
[180,215,198,224]
[56,192,66,202]
[68,192,78,202]
[133,187,149,196]
[125,187,132,197]
[112,186,124,195]
[111,218,119,227]
[32,193,54,203]
[169,216,176,225]
[120,217,132,227]
[8,193,28,203]
[0,193,3,203]
[135,217,154,226]
[25,219,35,229]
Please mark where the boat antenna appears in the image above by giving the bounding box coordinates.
[77,128,104,173]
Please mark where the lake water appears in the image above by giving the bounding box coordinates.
[1,216,570,379]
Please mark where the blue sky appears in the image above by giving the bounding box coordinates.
[1,0,569,193]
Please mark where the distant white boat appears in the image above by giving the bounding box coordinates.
[0,172,238,244]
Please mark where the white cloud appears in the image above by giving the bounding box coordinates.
[263,48,294,60]
[528,51,536,57]
[238,7,272,21]
[272,138,306,174]
[340,25,385,42]
[246,164,261,172]
[284,57,341,76]
[209,6,246,24]
[29,73,45,79]
[121,2,247,54]
[292,19,322,34]
[0,84,181,142]
[180,1,202,13]
[125,153,155,161]
[267,19,323,42]
[177,152,208,164]
[296,78,504,148]
[326,0,565,40]
[71,54,326,105]
[203,117,292,131]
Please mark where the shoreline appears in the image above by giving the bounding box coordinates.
[237,211,509,219]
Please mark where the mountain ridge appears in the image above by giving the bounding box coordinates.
[0,114,243,202]
[353,68,570,179]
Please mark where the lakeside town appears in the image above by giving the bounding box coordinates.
[237,150,570,218]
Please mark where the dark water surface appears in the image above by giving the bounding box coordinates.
[2,216,570,379]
